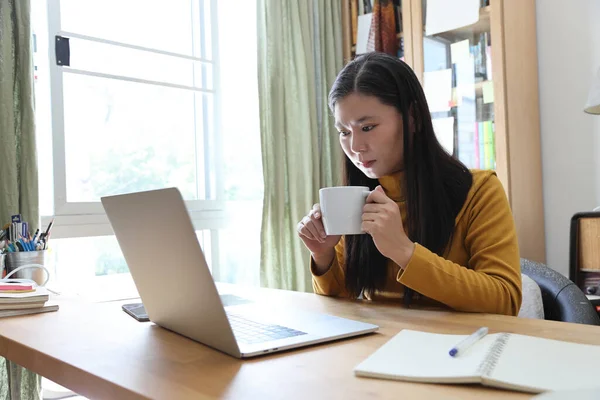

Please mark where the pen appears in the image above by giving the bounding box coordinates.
[449,327,489,357]
[14,242,24,252]
[43,218,54,240]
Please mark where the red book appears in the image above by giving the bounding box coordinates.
[0,283,34,291]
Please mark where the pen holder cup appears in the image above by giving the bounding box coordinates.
[4,251,51,286]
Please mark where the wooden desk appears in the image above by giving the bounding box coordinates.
[1,284,600,400]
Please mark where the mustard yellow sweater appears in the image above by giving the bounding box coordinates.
[311,169,522,316]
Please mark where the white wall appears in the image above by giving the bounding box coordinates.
[536,0,600,276]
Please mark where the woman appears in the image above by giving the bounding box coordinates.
[297,52,522,316]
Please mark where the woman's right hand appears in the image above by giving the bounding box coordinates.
[297,204,341,265]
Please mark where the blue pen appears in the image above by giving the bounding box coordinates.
[14,241,24,252]
[449,327,489,357]
[20,238,31,252]
[20,238,30,251]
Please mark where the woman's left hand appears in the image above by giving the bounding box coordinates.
[362,186,415,268]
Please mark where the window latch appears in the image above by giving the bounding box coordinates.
[55,35,70,67]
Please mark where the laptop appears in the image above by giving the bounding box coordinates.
[101,188,378,358]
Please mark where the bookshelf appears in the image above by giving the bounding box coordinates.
[341,0,545,263]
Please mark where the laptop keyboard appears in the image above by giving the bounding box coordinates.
[227,313,307,344]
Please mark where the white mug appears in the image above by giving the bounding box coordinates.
[319,186,371,235]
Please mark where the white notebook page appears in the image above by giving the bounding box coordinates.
[355,330,497,383]
[486,334,600,393]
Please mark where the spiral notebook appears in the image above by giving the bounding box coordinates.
[354,329,600,394]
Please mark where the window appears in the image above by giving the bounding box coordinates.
[32,0,263,297]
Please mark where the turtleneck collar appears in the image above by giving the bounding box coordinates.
[378,170,405,202]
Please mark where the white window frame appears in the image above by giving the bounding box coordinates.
[44,0,227,241]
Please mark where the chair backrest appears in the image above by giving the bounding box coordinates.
[520,258,600,325]
[518,273,544,319]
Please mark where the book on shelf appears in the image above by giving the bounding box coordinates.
[483,120,495,169]
[486,44,493,80]
[474,122,480,167]
[393,0,402,34]
[354,329,600,394]
[469,33,490,80]
[457,103,477,169]
[478,122,485,168]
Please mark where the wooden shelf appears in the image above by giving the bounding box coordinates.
[426,6,491,40]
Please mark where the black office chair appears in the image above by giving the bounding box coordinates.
[520,258,600,325]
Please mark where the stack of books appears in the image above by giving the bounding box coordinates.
[0,282,58,318]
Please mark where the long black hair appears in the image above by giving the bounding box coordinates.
[328,52,473,304]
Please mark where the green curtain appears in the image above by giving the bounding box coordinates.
[0,0,39,225]
[0,0,41,399]
[257,0,343,291]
